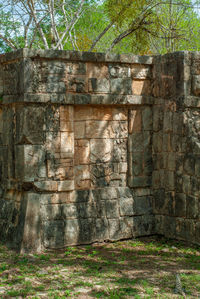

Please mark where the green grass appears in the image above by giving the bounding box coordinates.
[0,236,200,298]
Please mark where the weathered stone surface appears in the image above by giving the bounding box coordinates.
[15,145,46,181]
[192,75,200,95]
[131,65,151,79]
[142,107,153,130]
[110,78,132,95]
[132,80,151,95]
[89,78,110,93]
[1,49,200,252]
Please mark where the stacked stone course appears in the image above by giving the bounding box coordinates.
[0,49,199,252]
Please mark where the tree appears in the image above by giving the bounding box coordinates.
[0,0,200,54]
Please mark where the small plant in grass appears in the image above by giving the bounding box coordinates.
[0,263,7,272]
[64,289,71,297]
[39,254,50,261]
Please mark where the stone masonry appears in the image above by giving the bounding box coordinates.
[0,49,199,253]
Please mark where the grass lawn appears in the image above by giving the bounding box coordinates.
[0,236,200,298]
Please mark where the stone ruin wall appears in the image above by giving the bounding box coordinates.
[0,49,199,252]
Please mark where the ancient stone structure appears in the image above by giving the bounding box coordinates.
[0,49,199,252]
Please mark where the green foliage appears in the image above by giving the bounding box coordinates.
[0,0,200,54]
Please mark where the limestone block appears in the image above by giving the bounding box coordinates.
[113,139,127,162]
[168,152,176,171]
[41,204,63,220]
[195,157,200,177]
[40,60,66,75]
[78,218,95,243]
[175,218,188,241]
[0,108,3,134]
[190,175,200,197]
[67,76,87,93]
[74,94,91,104]
[20,193,42,253]
[37,82,66,93]
[163,111,173,133]
[110,78,132,95]
[93,107,113,121]
[44,105,60,133]
[132,80,151,95]
[74,106,93,121]
[95,218,109,241]
[66,62,86,75]
[87,63,108,78]
[184,154,195,175]
[43,220,65,248]
[129,176,151,188]
[46,132,60,152]
[49,156,75,179]
[39,193,71,205]
[108,219,121,240]
[60,106,74,132]
[90,163,111,187]
[131,152,143,176]
[108,65,131,78]
[119,197,134,216]
[182,175,191,194]
[60,121,73,132]
[153,106,163,132]
[132,188,152,197]
[60,132,74,158]
[78,201,97,218]
[192,75,200,96]
[131,65,151,79]
[165,171,174,191]
[120,217,133,239]
[89,78,110,93]
[129,110,142,133]
[186,195,198,219]
[61,203,79,218]
[64,219,80,245]
[105,200,119,218]
[34,181,58,191]
[2,107,14,145]
[0,146,8,181]
[164,192,174,216]
[142,107,153,130]
[112,108,128,121]
[173,112,183,134]
[15,145,46,181]
[74,165,91,189]
[132,215,155,236]
[163,216,176,239]
[95,200,106,217]
[74,121,85,139]
[110,174,126,187]
[144,151,153,175]
[175,193,186,217]
[153,132,163,153]
[99,187,118,200]
[133,196,153,215]
[153,189,165,214]
[195,222,200,243]
[119,162,128,173]
[75,139,90,165]
[57,180,74,191]
[60,105,74,121]
[90,139,113,163]
[129,133,143,152]
[85,120,128,139]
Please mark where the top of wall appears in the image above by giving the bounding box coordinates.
[0,48,154,65]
